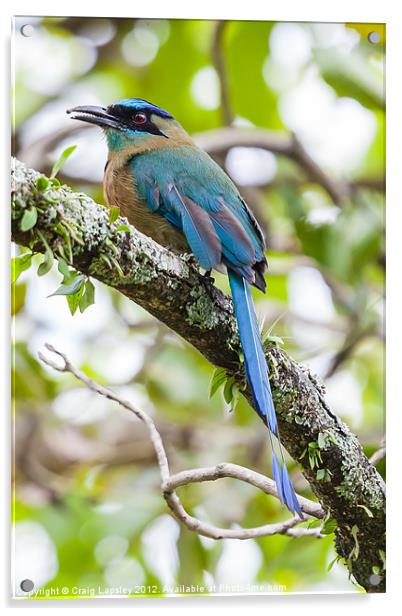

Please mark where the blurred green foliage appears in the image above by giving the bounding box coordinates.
[12,17,384,596]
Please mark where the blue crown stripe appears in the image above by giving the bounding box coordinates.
[114,98,173,119]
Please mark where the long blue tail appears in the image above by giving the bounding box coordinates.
[228,270,302,516]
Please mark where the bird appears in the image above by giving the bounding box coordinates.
[67,98,301,515]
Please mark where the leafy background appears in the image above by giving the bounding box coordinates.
[12,17,385,596]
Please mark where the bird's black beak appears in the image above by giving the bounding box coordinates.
[66,105,123,130]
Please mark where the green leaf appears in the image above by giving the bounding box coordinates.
[263,334,284,346]
[223,377,235,404]
[57,258,71,281]
[372,565,380,575]
[357,504,374,518]
[317,432,327,449]
[51,145,77,178]
[35,175,49,191]
[351,525,360,559]
[99,253,112,269]
[327,556,339,572]
[378,549,386,570]
[79,279,95,313]
[67,283,85,315]
[20,207,38,232]
[37,248,54,276]
[116,224,131,233]
[55,222,73,263]
[11,253,32,283]
[229,384,240,413]
[208,367,227,399]
[322,517,337,535]
[49,275,85,297]
[222,377,240,412]
[49,270,86,315]
[109,207,120,224]
[324,430,338,445]
[35,230,54,276]
[316,468,332,482]
[108,254,124,277]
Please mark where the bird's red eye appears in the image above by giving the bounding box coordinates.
[133,112,147,124]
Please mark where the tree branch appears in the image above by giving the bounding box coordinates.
[38,343,322,541]
[369,439,386,467]
[211,20,234,126]
[11,159,385,592]
[194,127,350,205]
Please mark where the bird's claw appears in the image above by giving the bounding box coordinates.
[180,252,198,266]
[203,269,215,284]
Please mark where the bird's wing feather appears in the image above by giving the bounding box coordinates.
[167,186,221,269]
[132,146,264,278]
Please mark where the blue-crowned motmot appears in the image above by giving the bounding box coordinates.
[67,98,301,515]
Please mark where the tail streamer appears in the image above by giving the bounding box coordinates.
[228,271,302,516]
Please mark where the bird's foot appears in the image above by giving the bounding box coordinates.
[202,269,215,284]
[180,252,198,266]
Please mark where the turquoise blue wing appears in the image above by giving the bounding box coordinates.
[131,145,266,283]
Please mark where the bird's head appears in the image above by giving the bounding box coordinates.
[67,98,192,154]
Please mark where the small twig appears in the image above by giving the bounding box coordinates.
[38,343,170,481]
[39,343,324,541]
[211,20,234,126]
[163,491,321,540]
[194,127,350,205]
[324,327,370,379]
[165,463,324,518]
[369,441,386,466]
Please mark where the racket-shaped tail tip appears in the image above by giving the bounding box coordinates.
[282,464,303,517]
[272,453,302,517]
